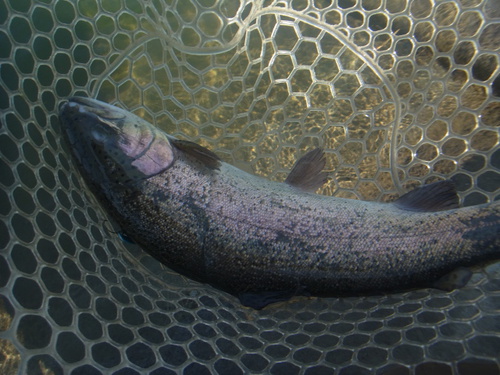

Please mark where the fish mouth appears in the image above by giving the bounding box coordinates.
[65,96,101,109]
[60,97,127,122]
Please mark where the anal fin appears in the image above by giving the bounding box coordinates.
[239,290,297,310]
[285,148,328,192]
[432,267,473,291]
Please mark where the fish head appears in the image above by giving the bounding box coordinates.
[59,97,175,185]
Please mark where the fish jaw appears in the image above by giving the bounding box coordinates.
[59,97,175,184]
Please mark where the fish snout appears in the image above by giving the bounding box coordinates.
[62,97,127,121]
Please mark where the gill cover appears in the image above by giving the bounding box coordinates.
[60,97,175,182]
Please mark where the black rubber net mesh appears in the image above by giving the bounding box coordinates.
[1,0,500,374]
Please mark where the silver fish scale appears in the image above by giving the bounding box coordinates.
[0,0,499,374]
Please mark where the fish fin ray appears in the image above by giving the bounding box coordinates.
[170,139,221,170]
[238,290,297,310]
[393,180,459,212]
[118,232,136,244]
[432,267,472,291]
[285,148,328,192]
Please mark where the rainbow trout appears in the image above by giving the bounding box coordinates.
[59,97,500,309]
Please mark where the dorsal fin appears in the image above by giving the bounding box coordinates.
[393,180,459,212]
[285,148,328,192]
[170,139,221,170]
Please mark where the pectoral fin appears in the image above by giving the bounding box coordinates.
[285,148,328,192]
[393,180,459,212]
[118,232,135,244]
[170,139,221,170]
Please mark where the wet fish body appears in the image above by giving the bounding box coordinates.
[59,97,500,308]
